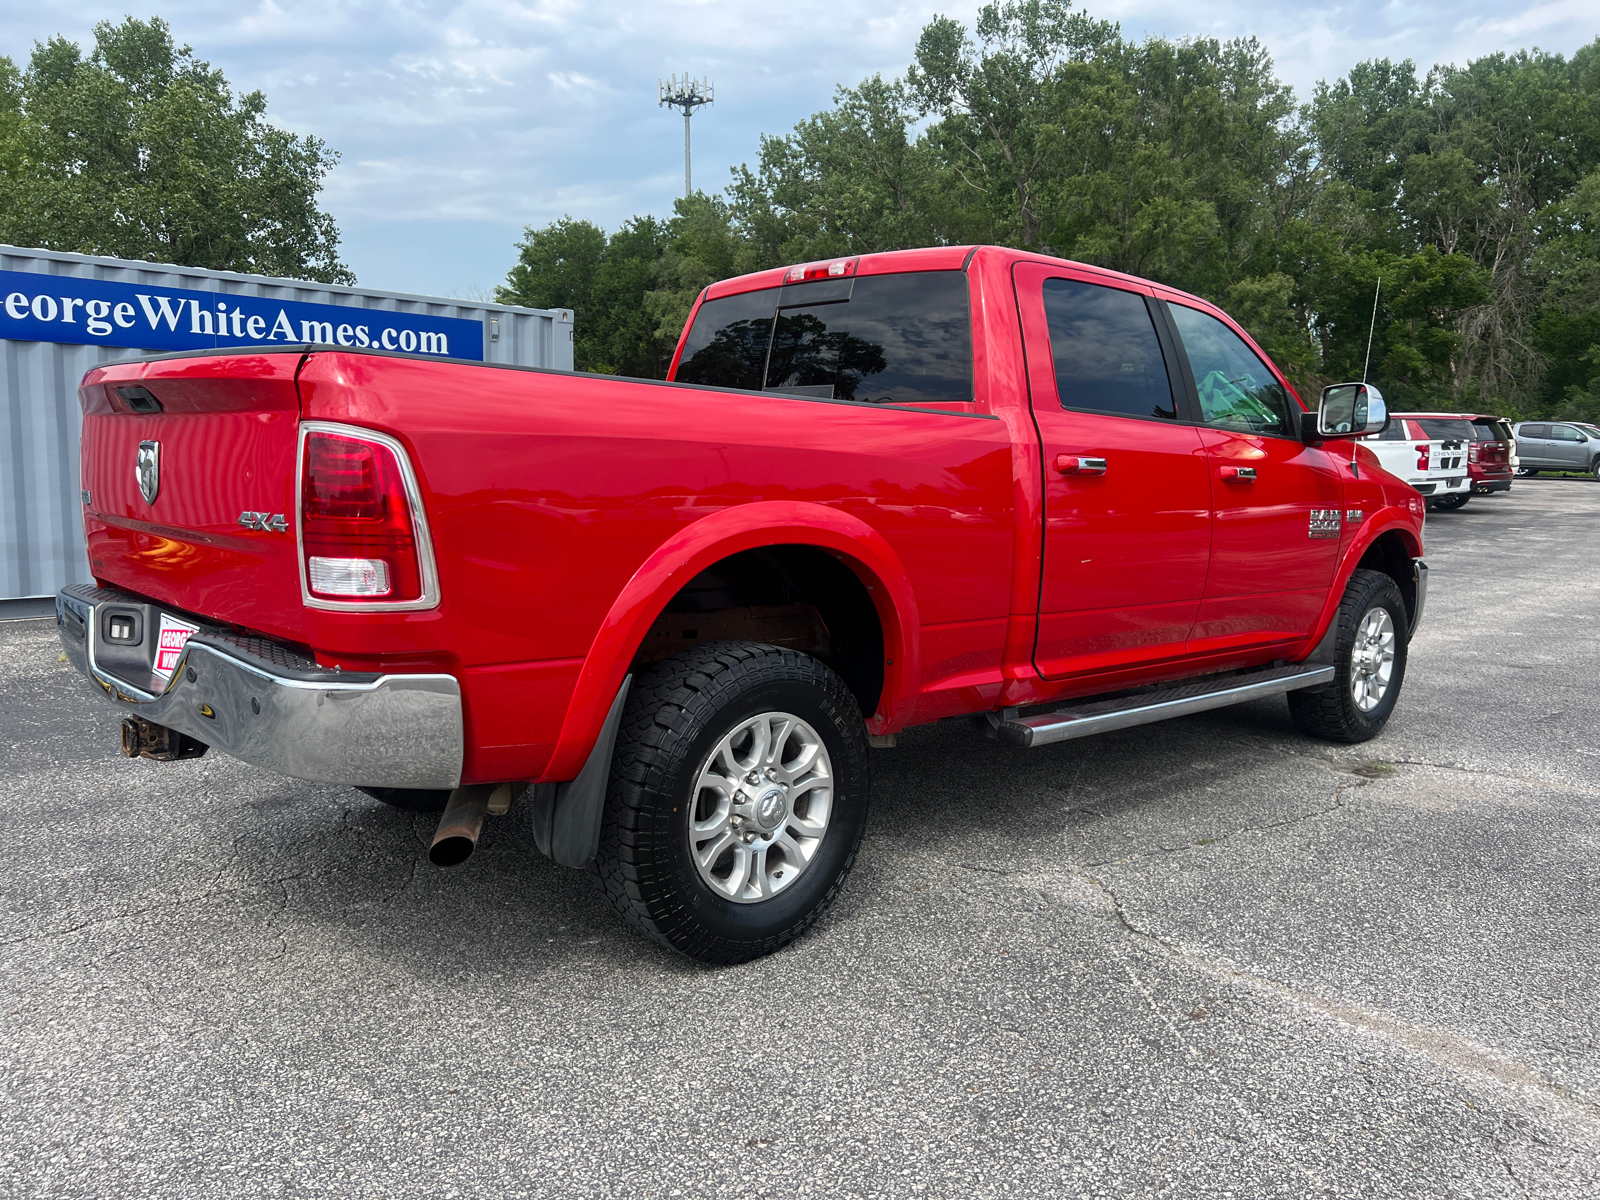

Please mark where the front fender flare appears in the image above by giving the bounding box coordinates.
[1301,512,1424,656]
[541,501,922,782]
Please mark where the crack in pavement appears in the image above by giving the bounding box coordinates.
[904,777,1600,1142]
[0,870,315,949]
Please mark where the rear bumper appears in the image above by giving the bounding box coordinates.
[56,585,463,789]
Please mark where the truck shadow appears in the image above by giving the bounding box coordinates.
[213,695,1315,977]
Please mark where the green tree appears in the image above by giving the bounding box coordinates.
[907,0,1119,249]
[0,17,350,282]
[495,5,1600,410]
[497,211,721,377]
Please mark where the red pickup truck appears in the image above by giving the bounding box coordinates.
[58,245,1427,963]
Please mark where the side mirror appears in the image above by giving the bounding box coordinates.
[1303,382,1389,441]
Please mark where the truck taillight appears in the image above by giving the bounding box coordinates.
[1468,442,1479,462]
[298,425,437,609]
[1417,444,1430,470]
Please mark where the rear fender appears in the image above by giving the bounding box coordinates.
[541,501,921,782]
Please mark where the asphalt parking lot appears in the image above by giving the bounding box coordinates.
[2,478,1597,1200]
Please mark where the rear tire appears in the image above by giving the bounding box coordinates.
[1517,466,1538,476]
[594,641,870,965]
[1430,492,1470,511]
[1591,457,1600,480]
[1289,569,1409,744]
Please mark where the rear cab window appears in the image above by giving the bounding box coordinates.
[1041,279,1176,420]
[673,289,779,391]
[673,270,973,408]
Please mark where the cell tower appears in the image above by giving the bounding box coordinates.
[658,75,714,199]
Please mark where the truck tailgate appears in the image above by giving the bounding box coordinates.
[79,352,307,639]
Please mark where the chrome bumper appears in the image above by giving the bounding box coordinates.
[1411,558,1428,637]
[56,586,463,789]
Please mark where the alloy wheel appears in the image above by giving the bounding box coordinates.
[1350,607,1397,713]
[688,711,834,903]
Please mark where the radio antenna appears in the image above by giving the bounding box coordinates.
[1362,276,1382,384]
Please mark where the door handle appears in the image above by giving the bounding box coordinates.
[1220,466,1257,482]
[1056,454,1107,476]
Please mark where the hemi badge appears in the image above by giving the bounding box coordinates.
[1308,509,1342,538]
[1345,509,1364,524]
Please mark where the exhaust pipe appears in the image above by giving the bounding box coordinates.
[429,785,492,867]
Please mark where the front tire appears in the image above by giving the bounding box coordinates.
[1289,569,1409,744]
[594,641,870,964]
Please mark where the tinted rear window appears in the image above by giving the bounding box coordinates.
[674,288,779,391]
[1416,418,1474,440]
[1519,424,1549,438]
[1042,278,1175,420]
[673,271,972,404]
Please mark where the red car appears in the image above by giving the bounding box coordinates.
[1393,412,1514,508]
[57,246,1427,962]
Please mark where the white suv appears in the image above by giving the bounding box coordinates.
[1361,415,1471,507]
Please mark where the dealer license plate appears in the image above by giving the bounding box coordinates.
[152,613,200,680]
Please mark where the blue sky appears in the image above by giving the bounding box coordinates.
[4,0,1595,298]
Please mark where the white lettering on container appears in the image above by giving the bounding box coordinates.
[137,294,187,331]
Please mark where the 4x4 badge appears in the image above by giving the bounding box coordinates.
[136,441,160,504]
[238,511,288,532]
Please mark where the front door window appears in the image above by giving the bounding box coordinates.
[1167,301,1342,650]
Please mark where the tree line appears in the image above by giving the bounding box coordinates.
[496,0,1600,420]
[0,18,351,284]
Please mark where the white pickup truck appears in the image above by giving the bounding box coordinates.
[1361,415,1470,508]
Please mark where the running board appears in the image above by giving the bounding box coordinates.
[987,664,1336,748]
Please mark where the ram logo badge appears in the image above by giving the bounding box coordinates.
[238,511,288,532]
[136,441,160,504]
[1308,508,1342,538]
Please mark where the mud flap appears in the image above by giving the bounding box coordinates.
[531,676,633,869]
